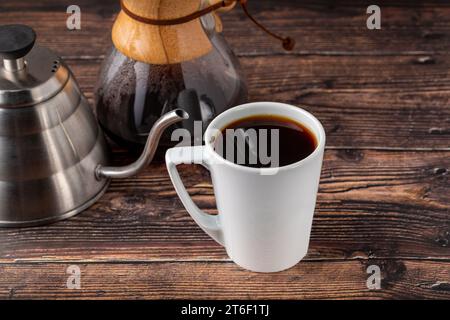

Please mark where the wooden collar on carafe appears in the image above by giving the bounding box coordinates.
[119,0,295,51]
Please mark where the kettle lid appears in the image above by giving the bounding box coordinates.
[0,25,69,108]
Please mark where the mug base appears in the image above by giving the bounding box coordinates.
[228,252,307,273]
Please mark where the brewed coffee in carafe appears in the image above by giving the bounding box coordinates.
[95,0,248,149]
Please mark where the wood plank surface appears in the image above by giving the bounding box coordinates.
[3,0,450,57]
[0,0,449,300]
[1,260,449,299]
[0,150,448,263]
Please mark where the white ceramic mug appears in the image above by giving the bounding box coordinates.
[166,102,326,272]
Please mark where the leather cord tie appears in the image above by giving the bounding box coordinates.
[120,0,295,51]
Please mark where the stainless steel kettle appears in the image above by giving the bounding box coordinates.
[0,25,188,227]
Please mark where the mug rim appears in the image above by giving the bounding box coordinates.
[204,102,326,173]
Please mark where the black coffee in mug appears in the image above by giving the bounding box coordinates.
[214,115,317,168]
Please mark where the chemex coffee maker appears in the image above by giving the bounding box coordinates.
[0,0,293,227]
[95,0,294,148]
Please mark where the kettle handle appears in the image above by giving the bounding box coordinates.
[95,109,189,180]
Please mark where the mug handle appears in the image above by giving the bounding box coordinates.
[166,146,224,246]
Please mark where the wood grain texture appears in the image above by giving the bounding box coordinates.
[0,260,449,299]
[0,0,449,300]
[0,150,448,263]
[2,0,450,57]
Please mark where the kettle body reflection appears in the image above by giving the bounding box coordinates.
[95,0,248,149]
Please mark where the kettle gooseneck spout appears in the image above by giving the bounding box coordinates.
[95,109,189,180]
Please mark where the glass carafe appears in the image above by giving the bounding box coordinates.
[95,0,248,149]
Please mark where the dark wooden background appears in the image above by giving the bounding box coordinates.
[0,0,449,299]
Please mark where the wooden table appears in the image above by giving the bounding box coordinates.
[0,0,449,299]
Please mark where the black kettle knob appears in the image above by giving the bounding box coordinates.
[0,24,36,60]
